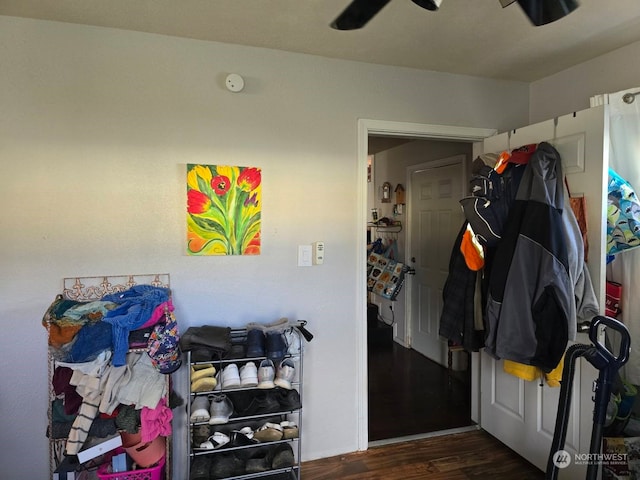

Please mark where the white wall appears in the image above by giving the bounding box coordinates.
[530,39,640,124]
[0,16,530,479]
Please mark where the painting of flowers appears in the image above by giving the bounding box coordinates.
[187,164,261,255]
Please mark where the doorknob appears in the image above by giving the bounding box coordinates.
[411,257,416,263]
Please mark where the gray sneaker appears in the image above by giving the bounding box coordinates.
[257,359,275,389]
[209,394,234,425]
[274,358,296,390]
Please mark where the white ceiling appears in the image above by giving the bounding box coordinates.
[3,0,640,82]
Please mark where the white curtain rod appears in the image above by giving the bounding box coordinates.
[622,91,640,104]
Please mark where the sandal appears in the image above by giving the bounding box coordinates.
[196,432,230,450]
[230,427,259,448]
[280,420,299,439]
[253,422,284,442]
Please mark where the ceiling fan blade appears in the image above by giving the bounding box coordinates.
[330,0,392,30]
[411,0,444,11]
[515,0,579,26]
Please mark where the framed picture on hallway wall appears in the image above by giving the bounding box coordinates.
[186,164,261,255]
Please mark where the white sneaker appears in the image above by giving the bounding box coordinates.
[274,358,296,390]
[240,362,258,387]
[221,363,241,389]
[257,359,275,389]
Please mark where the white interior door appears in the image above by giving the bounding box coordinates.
[479,106,608,478]
[409,156,465,365]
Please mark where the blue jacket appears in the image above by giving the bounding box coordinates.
[103,285,170,366]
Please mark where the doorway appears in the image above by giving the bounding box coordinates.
[356,120,497,449]
[367,141,471,442]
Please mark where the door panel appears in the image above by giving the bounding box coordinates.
[479,106,608,478]
[410,157,464,364]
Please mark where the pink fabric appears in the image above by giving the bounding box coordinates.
[139,299,174,329]
[140,397,173,443]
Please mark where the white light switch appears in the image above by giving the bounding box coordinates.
[298,245,312,267]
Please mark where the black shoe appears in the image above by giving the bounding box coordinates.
[266,331,287,360]
[246,329,266,358]
[231,390,281,417]
[210,452,244,479]
[271,443,295,469]
[224,343,247,360]
[274,388,301,411]
[245,446,273,474]
[190,456,212,480]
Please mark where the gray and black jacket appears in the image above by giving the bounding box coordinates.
[484,142,573,373]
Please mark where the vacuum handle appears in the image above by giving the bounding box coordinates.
[589,315,631,368]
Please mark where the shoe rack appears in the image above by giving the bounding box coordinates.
[186,327,303,480]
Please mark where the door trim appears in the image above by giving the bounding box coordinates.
[357,119,497,450]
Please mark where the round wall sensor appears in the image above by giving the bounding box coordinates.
[225,73,244,93]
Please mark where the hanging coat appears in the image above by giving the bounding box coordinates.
[484,142,573,373]
[439,222,484,352]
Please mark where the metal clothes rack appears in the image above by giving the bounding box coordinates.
[47,273,171,480]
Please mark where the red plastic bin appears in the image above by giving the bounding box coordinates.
[97,453,165,480]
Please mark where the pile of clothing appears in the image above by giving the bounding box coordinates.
[44,284,181,466]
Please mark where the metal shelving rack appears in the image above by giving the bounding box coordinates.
[186,327,303,480]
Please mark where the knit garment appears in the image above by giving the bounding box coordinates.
[49,418,117,440]
[140,397,172,443]
[56,350,112,379]
[43,296,115,347]
[51,399,77,423]
[98,362,132,416]
[114,353,167,410]
[52,367,83,415]
[66,372,104,455]
[55,350,113,454]
[102,285,170,366]
[116,404,141,434]
[48,324,83,349]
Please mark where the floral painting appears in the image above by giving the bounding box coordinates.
[187,164,261,255]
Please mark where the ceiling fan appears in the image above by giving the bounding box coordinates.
[330,0,579,30]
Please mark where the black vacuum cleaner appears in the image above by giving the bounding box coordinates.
[546,315,631,480]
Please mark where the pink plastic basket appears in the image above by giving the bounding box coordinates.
[96,453,165,480]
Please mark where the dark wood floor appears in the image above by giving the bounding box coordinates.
[368,339,473,441]
[300,338,543,479]
[301,429,545,479]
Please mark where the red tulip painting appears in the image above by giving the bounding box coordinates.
[187,164,261,255]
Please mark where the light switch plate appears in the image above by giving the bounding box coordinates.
[298,245,312,267]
